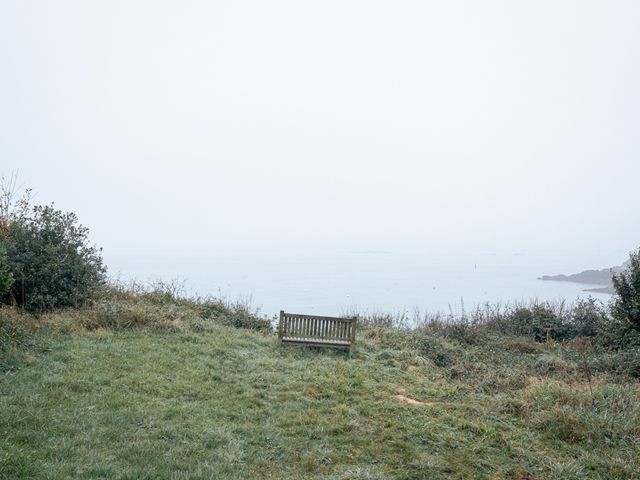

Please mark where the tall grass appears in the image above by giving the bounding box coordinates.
[354,298,626,341]
[88,278,272,332]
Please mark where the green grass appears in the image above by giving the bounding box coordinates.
[1,319,639,479]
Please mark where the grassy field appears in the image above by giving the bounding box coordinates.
[1,309,639,479]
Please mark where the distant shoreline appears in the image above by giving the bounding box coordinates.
[539,261,629,296]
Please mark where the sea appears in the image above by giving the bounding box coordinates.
[105,248,616,320]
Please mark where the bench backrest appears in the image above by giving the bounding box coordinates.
[278,311,357,348]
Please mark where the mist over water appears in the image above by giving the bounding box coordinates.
[107,249,614,319]
[2,2,638,320]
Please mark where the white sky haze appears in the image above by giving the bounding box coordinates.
[1,0,639,263]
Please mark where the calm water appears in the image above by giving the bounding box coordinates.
[106,249,614,319]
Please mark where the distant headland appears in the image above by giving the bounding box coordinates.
[539,260,631,295]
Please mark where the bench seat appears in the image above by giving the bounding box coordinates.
[281,337,351,348]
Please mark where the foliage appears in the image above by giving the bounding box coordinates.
[497,302,607,342]
[612,248,640,333]
[366,299,620,345]
[569,297,610,338]
[1,204,106,311]
[0,243,13,296]
[0,171,32,239]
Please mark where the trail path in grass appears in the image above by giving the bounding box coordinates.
[1,325,638,479]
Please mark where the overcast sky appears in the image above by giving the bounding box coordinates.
[1,0,639,261]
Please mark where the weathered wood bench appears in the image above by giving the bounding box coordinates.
[278,311,357,351]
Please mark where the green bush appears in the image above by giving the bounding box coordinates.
[492,300,614,342]
[0,243,13,296]
[1,205,106,311]
[506,304,561,339]
[612,248,640,333]
[569,298,611,338]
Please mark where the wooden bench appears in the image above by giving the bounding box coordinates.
[278,311,357,351]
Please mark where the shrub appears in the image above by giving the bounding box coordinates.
[1,205,106,311]
[494,301,613,342]
[569,298,610,338]
[0,243,13,296]
[612,248,640,333]
[507,304,562,339]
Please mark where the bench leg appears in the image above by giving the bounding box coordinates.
[277,310,284,345]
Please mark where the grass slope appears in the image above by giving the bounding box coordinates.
[1,323,639,479]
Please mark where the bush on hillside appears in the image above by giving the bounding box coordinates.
[507,304,562,339]
[484,300,616,342]
[1,205,106,311]
[0,244,13,296]
[612,248,640,333]
[569,298,610,338]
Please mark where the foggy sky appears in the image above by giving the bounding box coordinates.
[1,0,639,262]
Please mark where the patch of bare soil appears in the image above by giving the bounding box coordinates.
[395,387,441,406]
